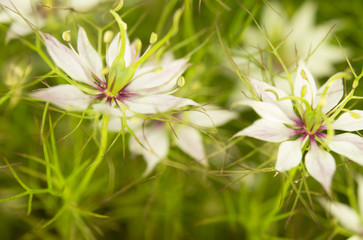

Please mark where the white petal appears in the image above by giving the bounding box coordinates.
[107,114,139,132]
[127,58,189,94]
[30,84,92,111]
[42,33,95,86]
[92,103,123,117]
[0,0,32,12]
[294,61,317,106]
[347,236,362,240]
[185,105,237,128]
[316,78,343,113]
[106,32,132,67]
[241,100,295,124]
[107,117,122,132]
[126,95,199,114]
[290,2,316,38]
[234,119,295,142]
[129,124,169,175]
[6,21,32,40]
[69,0,102,11]
[275,138,303,171]
[174,125,206,165]
[328,133,363,165]
[0,11,12,23]
[250,77,297,120]
[319,198,363,235]
[77,27,104,81]
[305,143,336,193]
[332,110,363,131]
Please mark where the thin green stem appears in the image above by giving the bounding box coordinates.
[75,115,110,201]
[41,102,53,192]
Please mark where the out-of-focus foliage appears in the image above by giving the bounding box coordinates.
[1,0,363,239]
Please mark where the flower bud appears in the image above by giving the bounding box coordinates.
[62,30,71,42]
[177,76,185,87]
[134,39,142,53]
[5,59,32,87]
[103,30,114,44]
[149,32,157,44]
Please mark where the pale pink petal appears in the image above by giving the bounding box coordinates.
[107,114,139,132]
[0,0,44,41]
[332,110,363,131]
[328,133,363,165]
[347,236,362,240]
[126,95,198,114]
[129,124,169,175]
[77,27,104,81]
[127,58,189,94]
[316,78,343,113]
[294,61,317,106]
[92,103,123,117]
[275,138,303,171]
[250,77,298,120]
[106,32,132,67]
[42,33,95,86]
[241,100,295,124]
[107,117,122,132]
[186,105,237,128]
[0,11,11,23]
[69,0,102,11]
[0,0,32,13]
[30,84,93,111]
[305,143,336,193]
[106,33,119,67]
[319,198,363,235]
[234,119,295,142]
[6,21,32,41]
[174,125,206,165]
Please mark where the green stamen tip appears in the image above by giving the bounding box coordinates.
[301,85,307,98]
[301,69,309,81]
[62,30,71,42]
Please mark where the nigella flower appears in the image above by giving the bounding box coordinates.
[30,26,197,116]
[235,2,344,77]
[108,105,237,175]
[230,2,345,103]
[234,62,363,192]
[319,175,363,239]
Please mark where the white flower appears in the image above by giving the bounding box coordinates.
[0,0,44,41]
[30,27,198,116]
[234,62,363,192]
[108,105,237,175]
[231,2,345,100]
[319,175,363,239]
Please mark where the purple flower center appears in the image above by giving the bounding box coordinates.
[292,117,327,143]
[92,73,137,104]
